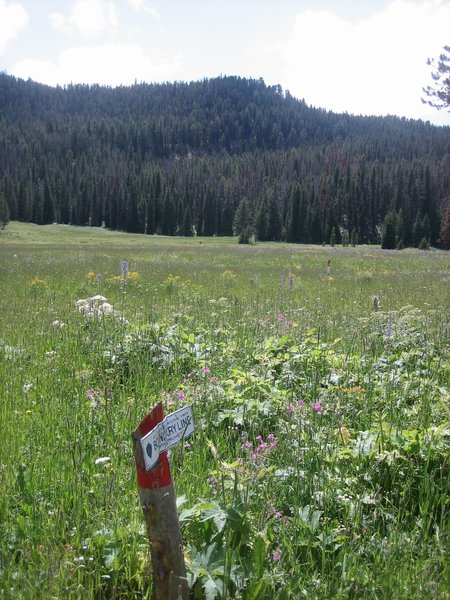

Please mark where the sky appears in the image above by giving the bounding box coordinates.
[1,0,450,125]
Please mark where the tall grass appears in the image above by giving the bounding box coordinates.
[0,223,449,599]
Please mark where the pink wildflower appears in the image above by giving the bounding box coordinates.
[272,551,281,562]
[312,402,322,413]
[285,404,294,414]
[277,313,291,324]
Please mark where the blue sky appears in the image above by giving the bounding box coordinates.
[1,0,450,125]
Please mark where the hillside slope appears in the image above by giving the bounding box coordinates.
[1,73,449,245]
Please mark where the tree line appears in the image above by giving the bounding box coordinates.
[1,73,449,247]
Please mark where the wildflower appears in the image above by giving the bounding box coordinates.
[86,272,96,281]
[272,551,281,562]
[23,383,32,394]
[94,457,111,465]
[281,273,286,287]
[100,302,114,315]
[201,366,210,374]
[267,433,277,448]
[268,505,283,520]
[29,277,48,288]
[207,476,217,487]
[51,319,66,328]
[175,390,186,402]
[312,402,322,413]
[96,273,103,285]
[209,376,218,384]
[296,399,305,407]
[288,273,294,291]
[277,313,290,324]
[120,260,129,279]
[285,404,294,414]
[221,270,236,279]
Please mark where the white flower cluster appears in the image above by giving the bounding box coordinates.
[75,295,118,320]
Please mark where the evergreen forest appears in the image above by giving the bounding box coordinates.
[1,72,450,247]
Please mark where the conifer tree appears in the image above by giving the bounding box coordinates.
[233,197,253,237]
[381,210,397,249]
[267,194,282,241]
[255,197,269,241]
[439,203,450,248]
[182,205,193,236]
[0,178,10,229]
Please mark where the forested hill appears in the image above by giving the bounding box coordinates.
[1,72,450,247]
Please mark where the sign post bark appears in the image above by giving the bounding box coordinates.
[132,402,189,600]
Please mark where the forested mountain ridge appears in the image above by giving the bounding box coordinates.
[1,72,449,246]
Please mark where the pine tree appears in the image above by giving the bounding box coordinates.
[233,197,253,237]
[267,194,282,241]
[182,205,193,236]
[439,203,450,248]
[0,178,10,229]
[255,197,269,241]
[381,210,397,249]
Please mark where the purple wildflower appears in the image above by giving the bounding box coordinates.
[175,390,186,402]
[272,551,281,562]
[312,402,322,413]
[277,313,291,324]
[120,260,129,279]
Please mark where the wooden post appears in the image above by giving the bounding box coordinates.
[132,402,188,600]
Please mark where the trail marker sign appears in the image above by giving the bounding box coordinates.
[140,405,195,471]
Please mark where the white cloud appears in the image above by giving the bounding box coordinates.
[49,0,119,37]
[13,43,182,87]
[0,0,28,55]
[277,0,450,121]
[126,0,159,18]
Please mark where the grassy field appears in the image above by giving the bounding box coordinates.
[1,222,449,599]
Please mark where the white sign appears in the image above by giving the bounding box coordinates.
[141,406,195,471]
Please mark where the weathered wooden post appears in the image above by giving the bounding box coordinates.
[132,402,193,600]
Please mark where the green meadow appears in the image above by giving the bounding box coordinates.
[1,222,449,599]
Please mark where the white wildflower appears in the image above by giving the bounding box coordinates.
[94,456,111,465]
[100,302,114,315]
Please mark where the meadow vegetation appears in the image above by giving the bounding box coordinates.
[1,223,449,599]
